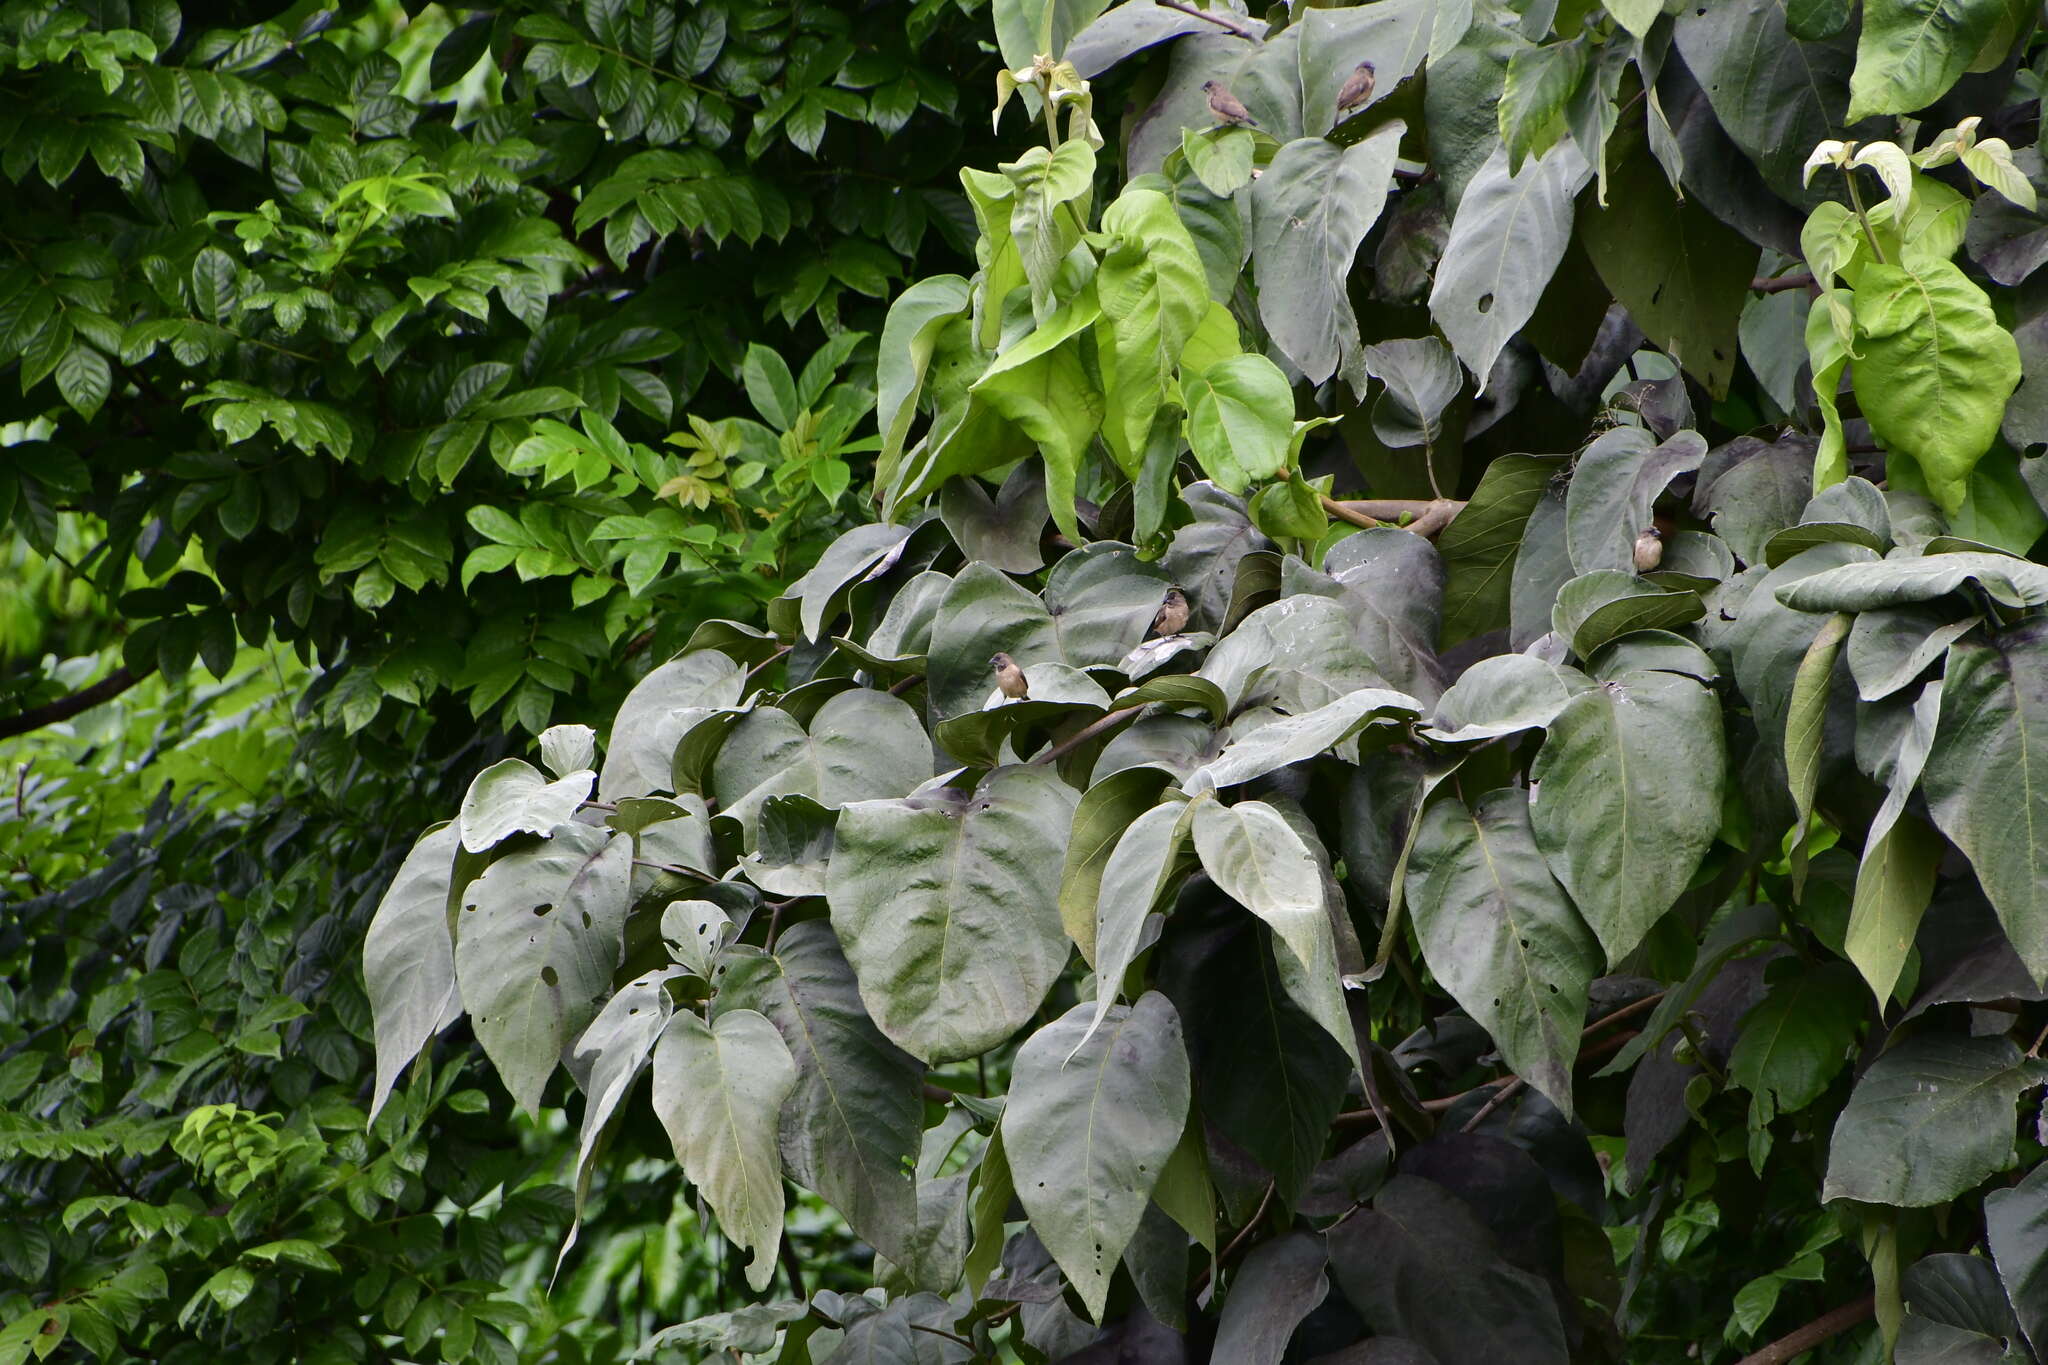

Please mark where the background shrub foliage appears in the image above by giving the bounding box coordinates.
[366,0,2048,1360]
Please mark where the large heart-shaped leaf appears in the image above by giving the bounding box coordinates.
[652,1008,798,1291]
[709,690,931,837]
[365,823,464,1120]
[1823,1034,2037,1206]
[1408,787,1601,1114]
[454,822,631,1117]
[1529,670,1725,964]
[1924,624,2048,985]
[828,764,1079,1061]
[1002,993,1191,1322]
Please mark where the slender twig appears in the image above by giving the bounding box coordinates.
[1460,1076,1524,1132]
[0,665,150,739]
[1153,0,1261,39]
[1733,1295,1875,1365]
[1320,496,1465,539]
[2028,1016,2048,1058]
[1028,708,1139,766]
[1752,271,1817,293]
[1194,1179,1277,1295]
[888,672,924,696]
[908,1324,977,1348]
[746,644,793,685]
[1583,990,1665,1039]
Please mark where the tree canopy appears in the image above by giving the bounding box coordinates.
[19,0,2048,1361]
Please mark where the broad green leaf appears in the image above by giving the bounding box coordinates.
[1605,0,1663,37]
[1673,0,1863,204]
[1182,353,1295,493]
[1848,679,1944,1000]
[1565,427,1706,574]
[652,1008,798,1291]
[1579,126,1760,397]
[1785,611,1851,893]
[1423,654,1594,742]
[365,824,463,1120]
[965,1129,1013,1295]
[1924,625,2048,984]
[1096,189,1209,473]
[599,650,747,801]
[718,922,923,1267]
[1986,1162,2048,1360]
[1249,125,1405,386]
[1297,529,1450,704]
[1186,687,1423,791]
[1212,1232,1330,1365]
[458,757,593,852]
[1552,571,1706,657]
[1191,797,1359,1074]
[1181,126,1255,198]
[1002,993,1191,1322]
[939,462,1050,574]
[1408,787,1600,1114]
[877,275,972,487]
[1529,669,1726,963]
[1779,552,2048,611]
[539,724,597,779]
[564,967,682,1247]
[1852,260,2021,513]
[974,288,1106,541]
[1729,959,1864,1124]
[455,823,630,1116]
[992,0,1113,74]
[784,523,914,643]
[1085,800,1196,1047]
[1847,0,2010,122]
[1060,767,1178,961]
[1498,41,1586,175]
[1823,1034,2036,1206]
[1438,454,1568,646]
[828,764,1079,1061]
[1002,140,1097,315]
[709,690,931,837]
[1430,139,1591,386]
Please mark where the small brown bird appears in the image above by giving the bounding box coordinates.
[1633,527,1664,574]
[1203,80,1258,127]
[1151,586,1191,637]
[1335,60,1377,116]
[991,652,1029,699]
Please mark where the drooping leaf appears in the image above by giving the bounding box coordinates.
[1249,125,1406,385]
[1002,993,1191,1322]
[1823,1034,2036,1206]
[1847,0,2012,122]
[599,650,747,801]
[365,823,463,1120]
[1727,959,1864,1124]
[1212,1231,1330,1365]
[1852,260,2022,514]
[1529,670,1726,963]
[1060,767,1178,961]
[1784,610,1852,893]
[1191,797,1359,1073]
[1923,624,2048,985]
[1183,353,1296,493]
[458,758,594,852]
[1430,139,1591,387]
[1187,687,1423,792]
[1438,454,1568,646]
[828,764,1079,1061]
[1409,787,1600,1115]
[1847,678,1945,1002]
[652,1008,799,1291]
[1096,189,1210,471]
[709,690,931,836]
[454,823,630,1117]
[1085,800,1196,1047]
[1986,1161,2048,1360]
[717,922,923,1265]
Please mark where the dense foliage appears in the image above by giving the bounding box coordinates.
[0,0,997,740]
[365,0,2048,1360]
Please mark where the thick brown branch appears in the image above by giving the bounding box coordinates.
[1752,271,1818,294]
[1154,0,1261,39]
[0,666,150,740]
[1322,496,1465,539]
[1734,1295,1875,1365]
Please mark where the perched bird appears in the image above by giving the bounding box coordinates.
[1633,527,1664,574]
[1203,81,1258,127]
[1335,60,1377,116]
[991,652,1030,699]
[1151,586,1191,638]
